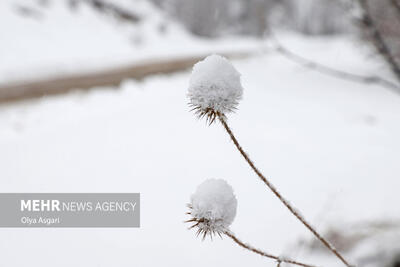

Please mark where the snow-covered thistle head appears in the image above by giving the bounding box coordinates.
[188,54,243,124]
[186,178,237,239]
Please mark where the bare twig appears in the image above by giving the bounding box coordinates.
[268,34,400,94]
[218,115,353,267]
[224,231,318,267]
[357,0,400,82]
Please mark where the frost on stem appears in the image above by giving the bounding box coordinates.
[188,54,243,124]
[186,178,237,239]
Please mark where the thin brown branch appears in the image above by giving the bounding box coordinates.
[357,0,400,82]
[269,34,400,94]
[224,231,318,267]
[218,115,353,267]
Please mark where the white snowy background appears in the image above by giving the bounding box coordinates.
[0,0,399,267]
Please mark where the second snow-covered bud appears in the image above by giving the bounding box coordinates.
[187,178,237,239]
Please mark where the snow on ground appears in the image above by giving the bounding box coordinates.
[0,0,261,85]
[0,34,399,267]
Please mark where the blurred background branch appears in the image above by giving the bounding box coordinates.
[269,33,400,93]
[356,0,400,82]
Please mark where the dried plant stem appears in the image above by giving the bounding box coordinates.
[224,231,317,267]
[218,115,353,267]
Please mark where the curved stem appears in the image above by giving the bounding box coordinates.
[218,115,353,267]
[224,231,318,267]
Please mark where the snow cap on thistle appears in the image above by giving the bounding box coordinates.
[187,178,237,239]
[188,54,243,124]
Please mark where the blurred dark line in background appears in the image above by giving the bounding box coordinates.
[0,52,250,103]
